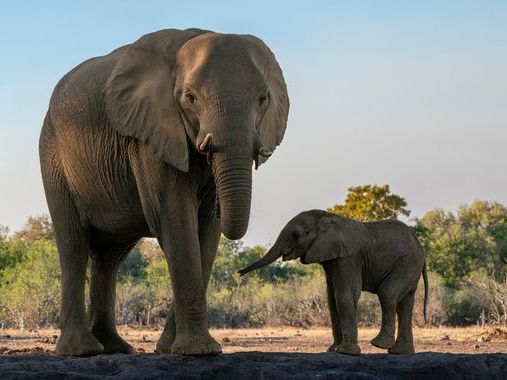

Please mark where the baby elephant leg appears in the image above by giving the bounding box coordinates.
[334,288,361,356]
[389,291,416,354]
[371,293,396,349]
[326,280,342,352]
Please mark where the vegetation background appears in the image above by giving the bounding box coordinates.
[0,184,506,330]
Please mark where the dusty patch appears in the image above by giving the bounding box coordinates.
[0,326,507,355]
[1,326,506,355]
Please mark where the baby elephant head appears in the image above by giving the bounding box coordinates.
[238,210,368,276]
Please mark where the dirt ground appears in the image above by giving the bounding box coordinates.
[0,326,506,379]
[0,325,505,355]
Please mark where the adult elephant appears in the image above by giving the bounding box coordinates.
[39,28,289,356]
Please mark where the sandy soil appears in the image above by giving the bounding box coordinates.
[0,326,506,378]
[1,325,505,355]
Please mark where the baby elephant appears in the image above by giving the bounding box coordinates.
[239,210,428,355]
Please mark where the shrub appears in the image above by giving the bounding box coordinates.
[444,270,507,327]
[0,240,60,329]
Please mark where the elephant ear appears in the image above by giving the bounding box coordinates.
[243,36,289,166]
[105,29,211,172]
[302,217,367,264]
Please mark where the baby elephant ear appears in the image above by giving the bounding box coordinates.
[105,29,209,172]
[302,217,367,264]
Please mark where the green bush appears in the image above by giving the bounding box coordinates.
[208,269,329,328]
[0,239,60,329]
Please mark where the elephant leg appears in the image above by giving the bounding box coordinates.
[154,207,220,355]
[89,241,138,354]
[161,237,220,355]
[389,291,416,354]
[57,240,104,356]
[156,301,176,354]
[197,204,221,292]
[44,174,103,356]
[371,291,397,350]
[156,196,220,355]
[334,288,361,356]
[326,280,342,352]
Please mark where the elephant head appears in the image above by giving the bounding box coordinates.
[104,29,289,239]
[238,210,368,275]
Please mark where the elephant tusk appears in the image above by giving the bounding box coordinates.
[198,133,213,152]
[258,147,273,157]
[253,158,259,170]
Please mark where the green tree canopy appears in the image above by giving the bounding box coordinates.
[415,201,507,287]
[211,237,309,289]
[118,246,149,281]
[328,184,410,221]
[0,227,29,274]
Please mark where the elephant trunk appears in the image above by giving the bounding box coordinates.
[238,243,282,276]
[212,156,252,240]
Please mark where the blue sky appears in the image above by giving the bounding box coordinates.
[1,1,506,246]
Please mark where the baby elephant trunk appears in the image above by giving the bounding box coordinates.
[238,244,282,276]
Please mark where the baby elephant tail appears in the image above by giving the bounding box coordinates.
[422,261,429,324]
[411,227,429,324]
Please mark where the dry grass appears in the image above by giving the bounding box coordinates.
[0,326,506,355]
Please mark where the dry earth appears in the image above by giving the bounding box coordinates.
[0,326,506,378]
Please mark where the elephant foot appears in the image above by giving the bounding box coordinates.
[155,330,175,354]
[388,341,415,354]
[327,341,342,352]
[371,332,395,349]
[170,334,222,356]
[56,328,104,356]
[91,329,135,354]
[336,342,361,356]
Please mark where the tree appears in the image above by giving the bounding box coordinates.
[137,239,164,261]
[457,201,507,280]
[328,185,410,222]
[143,257,172,325]
[211,237,310,289]
[0,227,27,274]
[118,246,148,280]
[13,215,54,242]
[415,201,507,287]
[211,238,245,288]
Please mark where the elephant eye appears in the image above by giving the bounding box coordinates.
[186,93,197,104]
[259,94,269,106]
[292,231,300,240]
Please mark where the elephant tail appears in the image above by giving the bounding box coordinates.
[422,261,429,324]
[410,226,429,324]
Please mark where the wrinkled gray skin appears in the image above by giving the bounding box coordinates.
[39,29,288,356]
[239,210,428,356]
